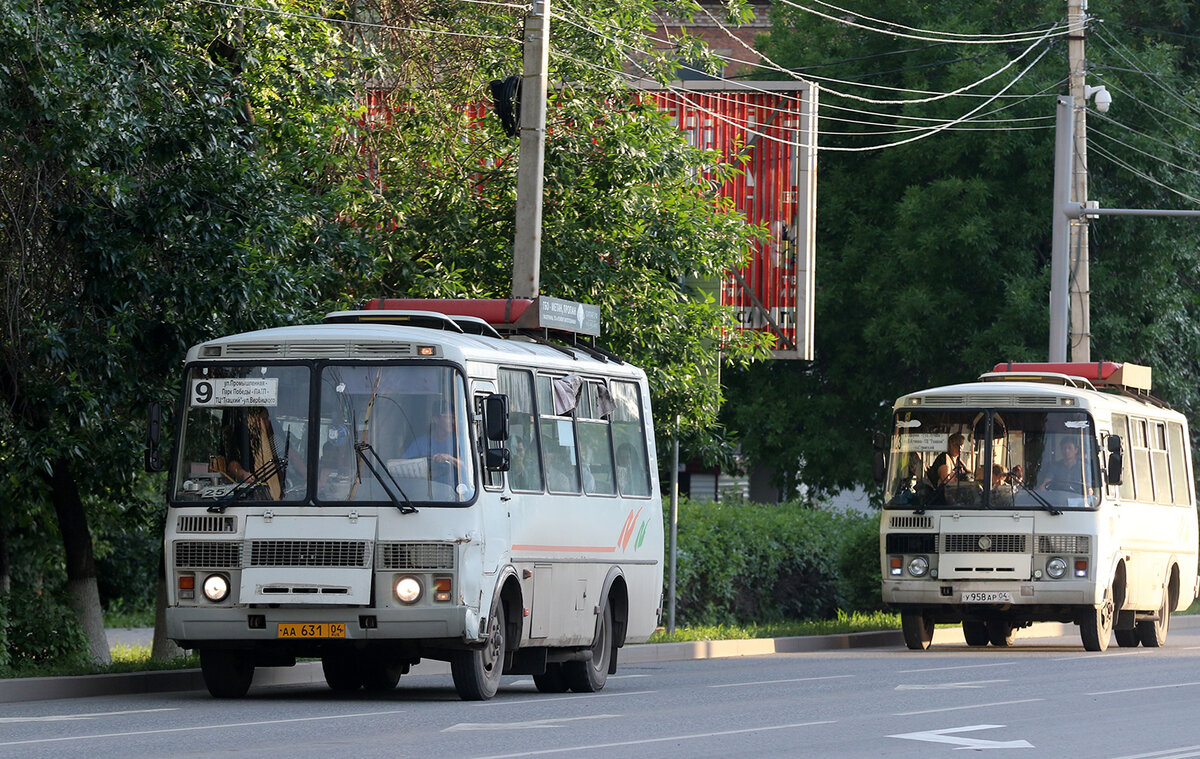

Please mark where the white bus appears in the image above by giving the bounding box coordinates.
[152,297,664,699]
[878,362,1198,652]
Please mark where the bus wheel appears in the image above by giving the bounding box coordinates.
[566,603,613,693]
[1137,585,1171,648]
[1080,587,1114,652]
[452,603,505,701]
[901,611,934,650]
[533,663,570,693]
[987,620,1015,647]
[962,621,988,647]
[361,657,406,692]
[1114,629,1140,647]
[322,652,363,693]
[200,649,254,699]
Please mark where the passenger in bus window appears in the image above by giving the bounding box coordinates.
[402,407,461,475]
[1006,464,1024,485]
[509,432,542,491]
[928,433,967,487]
[317,426,354,499]
[1038,439,1085,494]
[221,408,283,499]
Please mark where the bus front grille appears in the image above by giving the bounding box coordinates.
[943,534,1027,553]
[248,539,371,568]
[175,541,242,568]
[1037,535,1090,554]
[377,542,455,570]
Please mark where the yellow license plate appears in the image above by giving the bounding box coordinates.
[277,622,346,639]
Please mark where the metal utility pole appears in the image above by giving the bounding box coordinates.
[1067,0,1091,361]
[511,0,550,300]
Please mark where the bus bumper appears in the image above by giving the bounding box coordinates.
[882,579,1093,620]
[167,605,475,648]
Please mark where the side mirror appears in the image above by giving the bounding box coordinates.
[871,433,887,484]
[1106,434,1123,486]
[485,447,510,472]
[145,402,163,473]
[483,394,509,441]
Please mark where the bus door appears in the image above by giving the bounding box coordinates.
[473,379,510,578]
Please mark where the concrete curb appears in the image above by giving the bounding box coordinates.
[4,617,1195,704]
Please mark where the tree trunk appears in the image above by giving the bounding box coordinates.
[0,523,10,594]
[49,456,111,664]
[151,557,183,662]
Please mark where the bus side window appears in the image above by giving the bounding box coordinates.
[1168,422,1192,506]
[1132,418,1153,502]
[499,368,543,492]
[577,381,616,496]
[1150,422,1172,505]
[537,374,580,494]
[1112,414,1135,502]
[611,380,651,497]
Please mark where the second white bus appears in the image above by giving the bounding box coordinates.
[879,362,1198,652]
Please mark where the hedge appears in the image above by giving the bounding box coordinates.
[665,498,882,626]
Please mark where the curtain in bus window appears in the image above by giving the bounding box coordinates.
[552,374,583,415]
[499,369,543,492]
[611,380,651,497]
[1168,422,1191,506]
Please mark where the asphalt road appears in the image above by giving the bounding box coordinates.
[5,619,1200,758]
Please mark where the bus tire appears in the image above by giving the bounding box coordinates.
[962,621,988,647]
[1137,585,1171,648]
[987,620,1015,647]
[1079,587,1114,652]
[322,652,362,693]
[533,663,570,693]
[200,649,254,699]
[361,657,405,692]
[566,603,614,693]
[452,603,505,701]
[901,610,934,650]
[1114,629,1140,647]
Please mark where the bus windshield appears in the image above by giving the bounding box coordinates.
[883,408,1101,511]
[172,363,476,505]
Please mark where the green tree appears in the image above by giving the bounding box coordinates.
[0,0,369,661]
[723,0,1200,496]
[338,0,773,447]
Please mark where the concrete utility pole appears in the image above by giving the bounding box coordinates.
[1067,0,1091,362]
[511,0,551,300]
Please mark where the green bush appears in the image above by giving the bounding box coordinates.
[1,589,90,675]
[667,498,881,625]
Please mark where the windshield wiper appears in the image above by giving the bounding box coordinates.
[1012,479,1062,515]
[207,456,286,513]
[354,441,418,514]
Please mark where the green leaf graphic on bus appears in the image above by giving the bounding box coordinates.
[618,507,644,551]
[633,521,647,550]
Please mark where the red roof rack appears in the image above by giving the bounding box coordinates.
[986,362,1152,392]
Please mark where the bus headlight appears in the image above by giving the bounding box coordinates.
[1046,557,1068,579]
[202,573,230,603]
[907,556,930,577]
[394,576,423,604]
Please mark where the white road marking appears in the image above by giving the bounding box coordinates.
[894,698,1043,716]
[1088,681,1200,696]
[1108,745,1200,759]
[0,708,177,724]
[0,709,407,747]
[507,674,648,686]
[479,689,656,706]
[445,715,620,732]
[468,720,836,759]
[889,724,1033,749]
[896,679,1008,690]
[709,674,854,688]
[896,662,1014,674]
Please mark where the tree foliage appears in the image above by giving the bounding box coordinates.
[723,0,1200,496]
